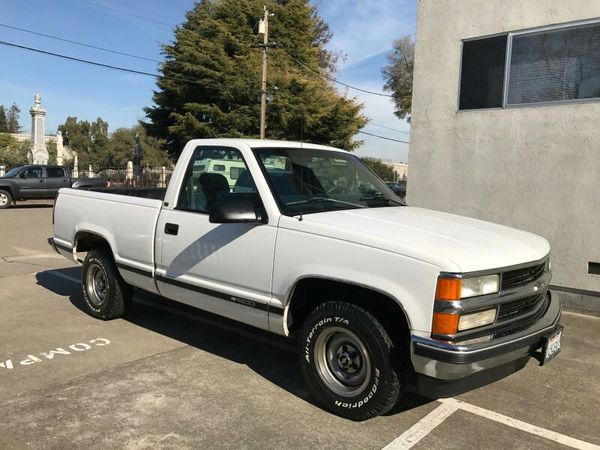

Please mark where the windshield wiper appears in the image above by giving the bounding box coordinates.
[286,197,366,209]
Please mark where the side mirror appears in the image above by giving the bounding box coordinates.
[209,198,263,224]
[19,172,27,179]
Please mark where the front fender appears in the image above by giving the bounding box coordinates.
[270,228,441,335]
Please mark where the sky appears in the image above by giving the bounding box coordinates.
[0,0,415,162]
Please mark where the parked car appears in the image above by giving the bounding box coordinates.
[386,181,406,201]
[49,139,562,420]
[0,165,107,209]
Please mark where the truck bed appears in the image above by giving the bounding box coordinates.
[53,188,163,287]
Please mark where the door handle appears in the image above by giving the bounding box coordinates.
[165,223,179,236]
[39,179,44,183]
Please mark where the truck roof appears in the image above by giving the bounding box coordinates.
[186,138,349,154]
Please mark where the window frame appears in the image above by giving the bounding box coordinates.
[459,17,600,111]
[22,166,43,179]
[46,167,66,178]
[174,145,258,215]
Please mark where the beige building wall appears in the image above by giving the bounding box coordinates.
[409,0,600,293]
[392,162,408,180]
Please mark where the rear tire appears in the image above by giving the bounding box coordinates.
[299,302,403,421]
[81,249,132,320]
[0,190,12,209]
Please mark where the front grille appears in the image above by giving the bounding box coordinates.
[497,293,545,321]
[501,262,545,290]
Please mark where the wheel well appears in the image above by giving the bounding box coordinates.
[0,186,13,197]
[287,278,411,353]
[74,232,113,260]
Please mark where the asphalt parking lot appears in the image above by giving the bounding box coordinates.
[1,202,599,449]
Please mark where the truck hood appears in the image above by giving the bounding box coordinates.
[284,207,549,272]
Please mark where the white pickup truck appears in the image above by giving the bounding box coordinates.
[49,138,562,421]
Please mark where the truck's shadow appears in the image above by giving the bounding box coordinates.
[36,267,431,417]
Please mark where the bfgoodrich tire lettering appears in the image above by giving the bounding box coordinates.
[299,302,402,421]
[81,249,132,320]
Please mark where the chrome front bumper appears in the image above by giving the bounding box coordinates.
[411,291,562,380]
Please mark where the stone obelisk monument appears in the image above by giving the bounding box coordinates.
[28,93,48,165]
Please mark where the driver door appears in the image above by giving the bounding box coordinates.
[18,166,45,198]
[155,145,277,331]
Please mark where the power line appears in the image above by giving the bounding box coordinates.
[278,47,393,98]
[0,23,161,63]
[0,39,261,96]
[358,130,409,144]
[0,39,158,76]
[107,0,180,23]
[78,0,173,29]
[367,122,410,135]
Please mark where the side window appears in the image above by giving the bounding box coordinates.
[23,167,43,178]
[46,167,65,178]
[177,146,257,213]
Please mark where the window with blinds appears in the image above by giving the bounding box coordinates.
[507,23,600,105]
[458,21,600,110]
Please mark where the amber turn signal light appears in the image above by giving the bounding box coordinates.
[432,312,459,335]
[435,277,461,300]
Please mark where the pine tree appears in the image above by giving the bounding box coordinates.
[7,103,21,133]
[0,106,7,133]
[145,0,366,157]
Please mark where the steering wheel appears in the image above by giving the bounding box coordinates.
[327,185,348,195]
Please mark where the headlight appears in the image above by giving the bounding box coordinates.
[432,274,501,336]
[460,275,500,298]
[458,309,497,331]
[436,274,500,300]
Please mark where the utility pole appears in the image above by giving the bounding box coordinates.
[253,6,277,139]
[260,6,269,139]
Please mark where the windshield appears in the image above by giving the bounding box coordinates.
[253,147,403,215]
[3,166,23,178]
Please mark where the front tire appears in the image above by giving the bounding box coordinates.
[81,249,132,320]
[299,302,402,421]
[0,190,12,209]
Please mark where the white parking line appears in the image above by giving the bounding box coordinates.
[383,401,459,449]
[384,398,599,450]
[441,398,600,450]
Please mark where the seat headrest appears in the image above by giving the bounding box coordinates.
[198,172,230,196]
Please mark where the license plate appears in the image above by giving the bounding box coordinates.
[542,327,563,365]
